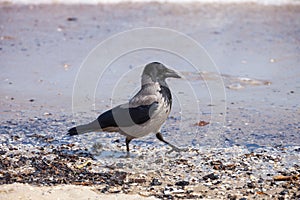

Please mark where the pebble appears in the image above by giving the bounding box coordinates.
[279,189,289,195]
[67,17,78,21]
[150,178,162,186]
[203,173,219,180]
[175,180,189,187]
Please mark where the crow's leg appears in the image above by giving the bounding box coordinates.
[156,132,185,153]
[125,137,135,157]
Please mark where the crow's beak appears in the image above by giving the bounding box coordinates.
[166,68,181,78]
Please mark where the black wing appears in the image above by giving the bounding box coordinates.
[97,101,159,129]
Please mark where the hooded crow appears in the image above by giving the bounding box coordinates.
[68,62,182,154]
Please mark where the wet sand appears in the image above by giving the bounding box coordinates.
[1,2,300,199]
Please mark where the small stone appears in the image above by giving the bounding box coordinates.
[212,180,222,185]
[67,17,77,21]
[175,180,189,187]
[273,175,295,181]
[203,173,219,180]
[108,187,121,193]
[0,150,6,155]
[99,186,109,193]
[150,178,162,186]
[258,177,264,183]
[163,194,173,199]
[139,191,152,197]
[279,189,289,195]
[131,178,146,184]
[247,182,255,189]
[43,112,52,116]
[227,194,237,200]
[195,121,209,126]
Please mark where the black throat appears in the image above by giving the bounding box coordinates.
[159,85,172,107]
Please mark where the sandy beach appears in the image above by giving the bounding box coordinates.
[1,2,300,199]
[0,183,158,200]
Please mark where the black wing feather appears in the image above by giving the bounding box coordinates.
[97,101,159,129]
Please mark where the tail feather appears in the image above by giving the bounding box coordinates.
[68,127,79,136]
[67,119,102,136]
